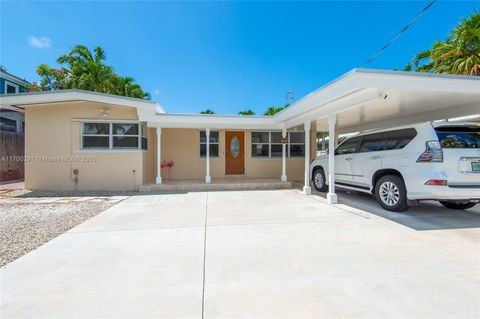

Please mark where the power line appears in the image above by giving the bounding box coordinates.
[361,0,437,67]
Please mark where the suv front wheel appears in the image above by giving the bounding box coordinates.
[312,168,328,192]
[374,175,409,212]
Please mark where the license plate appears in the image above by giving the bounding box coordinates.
[473,162,480,171]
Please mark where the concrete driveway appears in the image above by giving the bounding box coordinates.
[1,189,479,318]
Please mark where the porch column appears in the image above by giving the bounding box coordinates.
[281,128,287,182]
[327,113,337,204]
[303,121,311,195]
[156,127,162,184]
[205,128,211,184]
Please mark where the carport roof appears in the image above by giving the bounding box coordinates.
[276,69,480,132]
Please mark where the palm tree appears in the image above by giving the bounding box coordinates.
[200,108,215,114]
[110,75,149,99]
[409,12,480,75]
[238,109,255,115]
[263,103,289,116]
[58,45,115,92]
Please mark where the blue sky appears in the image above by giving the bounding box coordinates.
[1,1,477,114]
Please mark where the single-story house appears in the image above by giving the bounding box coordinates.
[0,69,479,203]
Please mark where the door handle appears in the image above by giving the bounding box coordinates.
[371,156,381,160]
[345,157,353,161]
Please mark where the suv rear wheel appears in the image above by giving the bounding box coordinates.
[312,168,328,192]
[439,201,477,210]
[374,175,409,212]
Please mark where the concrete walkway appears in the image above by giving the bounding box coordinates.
[1,190,479,318]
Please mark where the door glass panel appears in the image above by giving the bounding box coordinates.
[230,136,240,158]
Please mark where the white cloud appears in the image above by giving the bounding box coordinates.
[153,89,161,94]
[27,36,52,49]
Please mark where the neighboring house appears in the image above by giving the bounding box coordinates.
[0,69,28,134]
[0,69,478,202]
[0,69,29,95]
[0,69,29,182]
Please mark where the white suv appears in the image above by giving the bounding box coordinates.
[310,122,480,212]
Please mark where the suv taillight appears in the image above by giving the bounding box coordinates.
[417,141,443,163]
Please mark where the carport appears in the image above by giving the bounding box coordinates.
[277,69,480,203]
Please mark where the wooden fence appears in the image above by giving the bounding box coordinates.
[0,132,25,182]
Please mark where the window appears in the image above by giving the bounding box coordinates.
[81,122,147,150]
[113,123,139,149]
[335,136,362,155]
[385,128,417,150]
[5,81,19,94]
[359,133,385,153]
[252,132,270,157]
[270,132,283,157]
[435,126,480,149]
[0,116,17,132]
[200,130,219,157]
[251,131,305,158]
[82,123,110,149]
[289,132,305,157]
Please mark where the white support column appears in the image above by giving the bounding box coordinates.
[327,113,337,204]
[281,128,287,182]
[303,121,311,195]
[205,128,211,184]
[156,127,162,184]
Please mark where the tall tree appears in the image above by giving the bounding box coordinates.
[238,109,255,115]
[57,45,115,92]
[110,75,150,99]
[407,12,480,75]
[200,108,215,114]
[29,45,149,98]
[263,103,289,116]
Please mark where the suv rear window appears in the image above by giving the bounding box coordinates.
[385,128,417,150]
[435,126,480,149]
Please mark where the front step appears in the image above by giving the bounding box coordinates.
[139,180,292,192]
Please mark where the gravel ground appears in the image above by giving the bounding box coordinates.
[0,192,131,267]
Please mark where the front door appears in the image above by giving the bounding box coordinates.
[225,131,245,174]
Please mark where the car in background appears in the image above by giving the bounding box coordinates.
[310,122,480,212]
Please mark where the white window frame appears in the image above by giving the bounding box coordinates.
[251,131,305,158]
[140,123,148,151]
[80,121,148,151]
[4,81,19,94]
[200,130,220,158]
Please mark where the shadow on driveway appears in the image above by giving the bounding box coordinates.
[310,187,480,231]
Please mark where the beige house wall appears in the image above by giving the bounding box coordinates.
[142,128,157,185]
[25,103,314,189]
[25,101,144,191]
[155,128,307,182]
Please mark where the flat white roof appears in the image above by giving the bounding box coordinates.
[1,69,479,132]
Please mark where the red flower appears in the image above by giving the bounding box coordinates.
[160,160,175,169]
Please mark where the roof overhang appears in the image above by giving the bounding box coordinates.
[0,89,164,115]
[149,113,282,130]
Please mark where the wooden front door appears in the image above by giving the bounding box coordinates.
[225,131,245,175]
